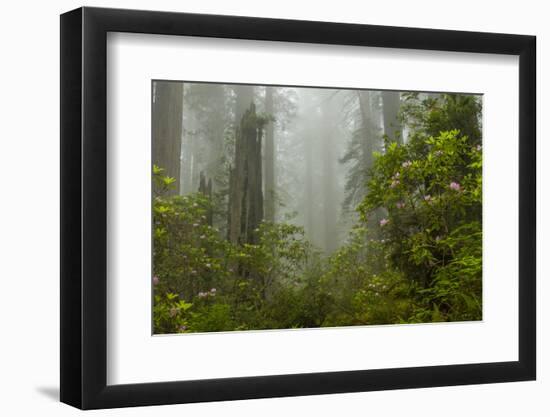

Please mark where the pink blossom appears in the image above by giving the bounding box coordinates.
[396,201,405,209]
[449,182,461,191]
[379,218,389,227]
[153,276,160,286]
[424,195,432,202]
[178,325,187,332]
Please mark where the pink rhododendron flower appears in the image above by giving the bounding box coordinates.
[153,276,160,286]
[379,218,389,227]
[449,181,461,191]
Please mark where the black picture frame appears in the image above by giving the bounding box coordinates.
[60,6,536,410]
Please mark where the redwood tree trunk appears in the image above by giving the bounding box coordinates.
[228,103,264,245]
[153,81,183,195]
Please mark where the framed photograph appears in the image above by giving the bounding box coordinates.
[60,6,536,409]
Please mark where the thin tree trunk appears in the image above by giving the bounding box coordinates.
[180,94,196,195]
[198,171,213,226]
[382,91,402,144]
[264,87,276,223]
[357,91,375,172]
[358,91,384,239]
[228,129,246,244]
[321,96,338,254]
[304,126,315,242]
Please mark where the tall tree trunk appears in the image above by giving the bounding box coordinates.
[357,91,376,173]
[382,91,402,144]
[228,130,246,244]
[235,85,255,123]
[358,91,384,239]
[204,84,226,189]
[264,87,276,223]
[321,95,338,254]
[228,85,255,243]
[245,111,264,244]
[180,95,196,195]
[228,103,264,245]
[304,123,315,243]
[153,81,183,195]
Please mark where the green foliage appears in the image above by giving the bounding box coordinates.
[153,292,192,334]
[401,93,482,145]
[153,190,232,300]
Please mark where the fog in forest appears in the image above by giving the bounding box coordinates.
[152,80,483,334]
[155,82,407,255]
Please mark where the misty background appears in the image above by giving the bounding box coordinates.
[154,81,410,255]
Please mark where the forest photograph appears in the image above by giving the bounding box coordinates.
[152,81,483,335]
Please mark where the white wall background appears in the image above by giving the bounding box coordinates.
[0,0,545,415]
